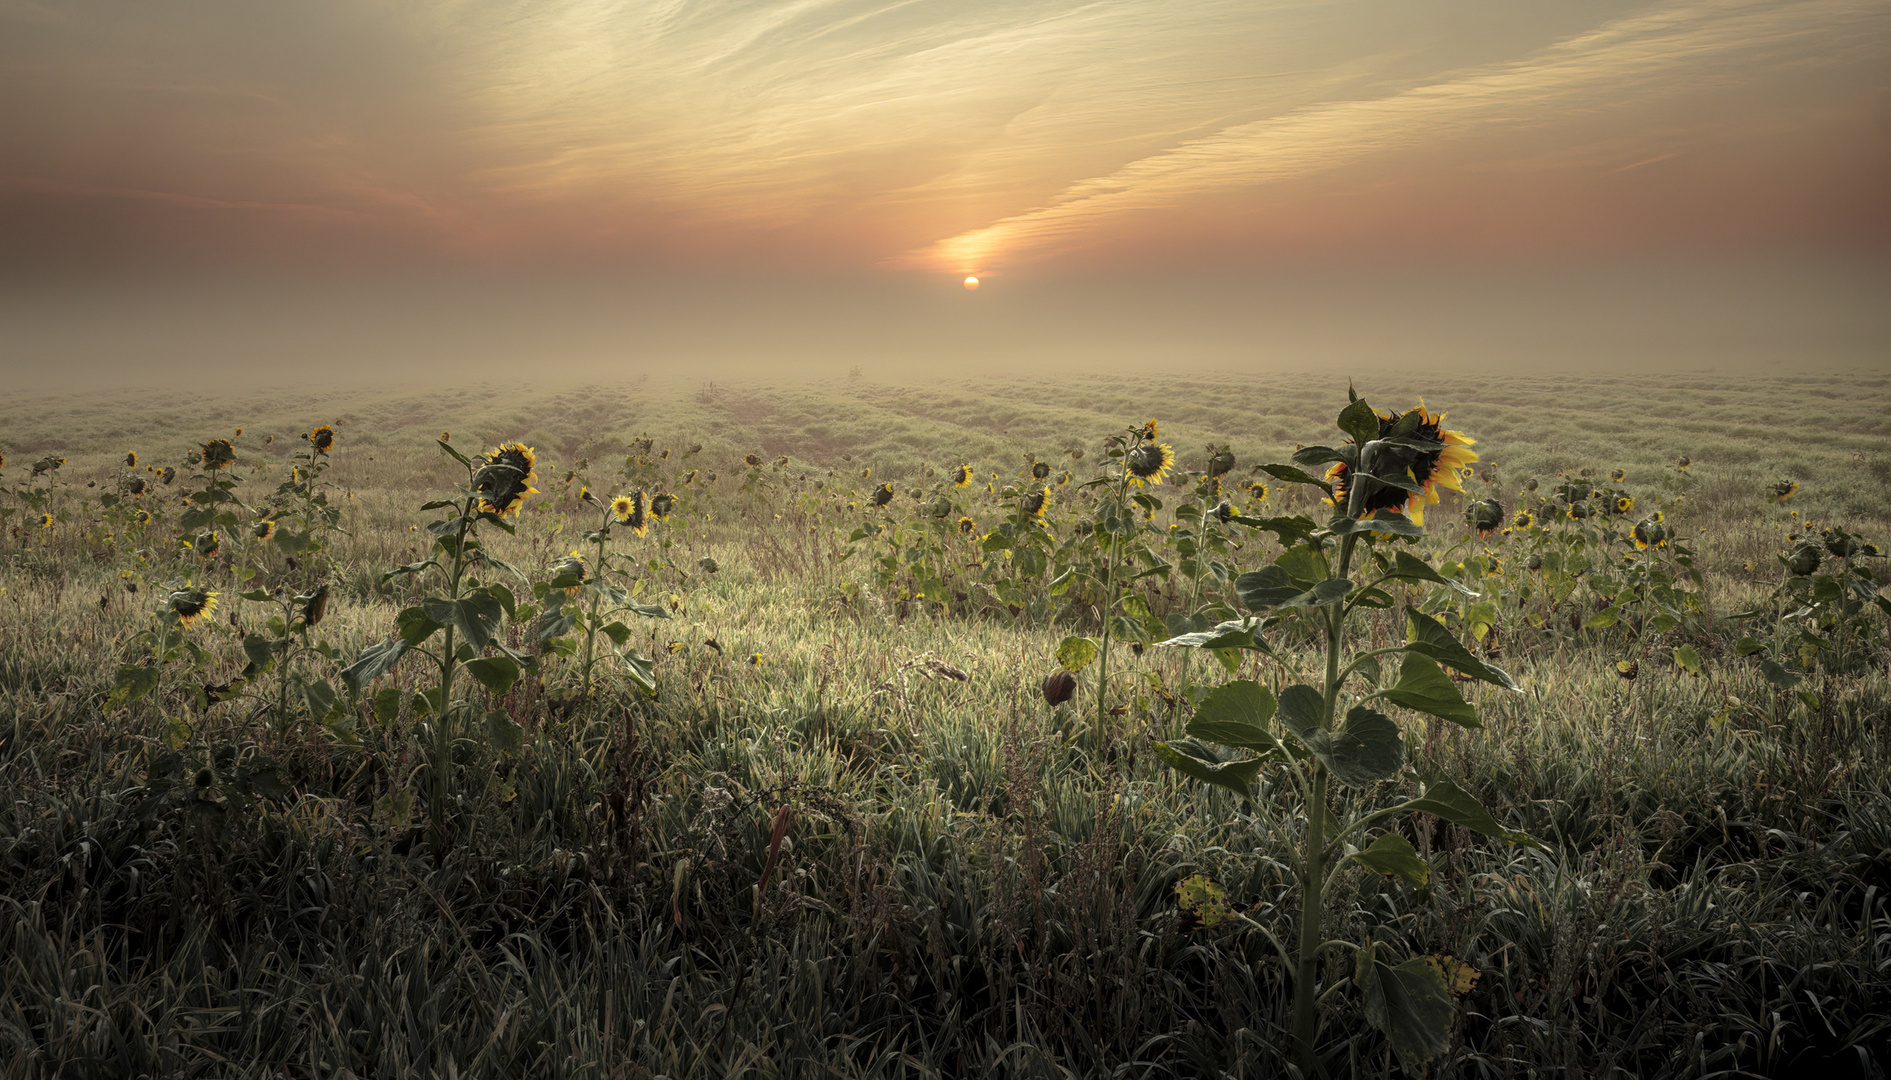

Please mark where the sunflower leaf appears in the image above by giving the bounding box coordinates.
[1278,578,1352,609]
[622,651,658,695]
[437,440,472,467]
[1292,445,1352,469]
[1183,680,1278,751]
[1394,777,1543,848]
[1338,398,1381,447]
[1154,739,1264,802]
[1351,833,1430,887]
[1357,946,1455,1071]
[1381,654,1479,727]
[1403,607,1519,691]
[341,638,411,696]
[1260,464,1334,497]
[1362,511,1427,537]
[1385,551,1475,594]
[464,656,522,696]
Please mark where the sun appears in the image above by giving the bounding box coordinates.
[963,276,979,290]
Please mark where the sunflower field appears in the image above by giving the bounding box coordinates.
[2,369,1889,1078]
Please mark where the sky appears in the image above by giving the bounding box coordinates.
[2,0,1888,385]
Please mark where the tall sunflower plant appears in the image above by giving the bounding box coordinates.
[525,488,670,701]
[1155,390,1542,1074]
[341,439,539,851]
[260,424,346,584]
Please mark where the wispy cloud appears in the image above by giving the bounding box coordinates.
[901,0,1888,271]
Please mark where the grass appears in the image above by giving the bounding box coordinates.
[2,368,1888,1078]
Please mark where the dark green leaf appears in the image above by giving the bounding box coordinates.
[1235,566,1303,611]
[1357,945,1455,1071]
[1154,740,1263,802]
[372,687,405,724]
[1758,658,1800,690]
[1404,607,1519,691]
[1360,511,1425,537]
[465,655,522,696]
[1324,707,1405,786]
[301,678,339,720]
[486,709,523,754]
[109,665,159,707]
[397,606,443,647]
[1292,445,1352,469]
[340,638,410,695]
[423,590,504,649]
[1056,635,1100,672]
[1398,778,1543,848]
[600,621,633,646]
[1260,463,1334,497]
[1338,398,1381,447]
[1184,680,1277,751]
[1381,654,1479,727]
[1351,833,1430,887]
[1386,550,1474,595]
[1278,577,1351,610]
[622,651,658,694]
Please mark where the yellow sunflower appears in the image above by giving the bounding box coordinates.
[1140,419,1159,441]
[134,508,151,525]
[650,493,675,520]
[1323,403,1476,526]
[168,586,220,628]
[957,515,976,535]
[253,519,275,540]
[475,442,538,517]
[1020,487,1050,519]
[617,490,650,536]
[1613,495,1634,515]
[1771,480,1798,501]
[310,425,336,454]
[200,438,236,470]
[38,513,54,529]
[952,463,973,487]
[611,495,635,521]
[745,454,762,467]
[1125,442,1174,487]
[124,451,138,468]
[1513,510,1534,530]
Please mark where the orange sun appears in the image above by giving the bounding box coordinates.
[963,276,979,290]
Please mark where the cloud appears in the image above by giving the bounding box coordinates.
[902,0,1890,271]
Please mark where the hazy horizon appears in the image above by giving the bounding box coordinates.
[3,0,1888,389]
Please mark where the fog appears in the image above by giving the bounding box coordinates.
[2,258,1886,396]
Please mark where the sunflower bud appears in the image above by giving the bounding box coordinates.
[928,496,952,519]
[1788,542,1822,576]
[1042,670,1077,706]
[1526,554,1543,571]
[1823,529,1858,558]
[1524,478,1538,492]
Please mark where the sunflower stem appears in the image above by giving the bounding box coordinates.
[581,518,609,700]
[1093,452,1135,750]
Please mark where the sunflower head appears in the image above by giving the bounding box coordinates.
[253,519,275,540]
[1139,419,1159,441]
[957,516,976,535]
[167,586,220,627]
[1675,455,1691,470]
[776,455,789,466]
[1213,500,1233,523]
[158,466,176,485]
[611,495,636,522]
[1771,480,1799,501]
[1610,468,1626,483]
[1324,403,1477,526]
[1126,442,1174,486]
[951,463,973,487]
[1787,541,1822,576]
[1632,513,1668,550]
[1032,461,1050,480]
[1467,498,1505,536]
[1246,480,1268,501]
[620,491,650,536]
[1020,487,1049,518]
[134,508,151,525]
[1207,448,1235,477]
[120,475,147,497]
[475,443,538,517]
[552,552,588,587]
[870,483,894,507]
[1526,553,1543,571]
[200,439,236,470]
[124,451,138,468]
[927,495,953,519]
[310,425,336,454]
[650,493,675,520]
[1513,510,1535,530]
[1613,495,1634,515]
[745,454,762,467]
[38,513,53,529]
[195,531,221,558]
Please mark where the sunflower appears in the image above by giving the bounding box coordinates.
[1467,498,1504,536]
[1323,403,1476,526]
[253,519,275,540]
[745,454,762,467]
[957,516,976,535]
[196,531,221,558]
[441,430,451,443]
[1609,468,1626,482]
[1632,512,1668,550]
[1613,495,1634,515]
[1140,419,1159,441]
[38,513,53,529]
[650,493,675,520]
[134,508,151,525]
[310,425,336,454]
[776,455,789,466]
[200,438,236,470]
[1031,461,1050,480]
[1513,510,1535,530]
[619,491,650,536]
[1247,480,1269,501]
[1567,502,1590,521]
[1020,487,1049,518]
[1207,448,1235,477]
[1771,480,1798,501]
[168,586,220,627]
[951,463,973,487]
[474,442,538,517]
[1675,456,1691,470]
[124,451,138,468]
[870,483,894,507]
[1125,442,1174,486]
[158,466,176,485]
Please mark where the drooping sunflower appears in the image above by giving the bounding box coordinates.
[619,490,650,537]
[1771,480,1798,502]
[168,586,220,627]
[196,531,221,558]
[745,454,762,467]
[1675,456,1691,470]
[1323,403,1477,526]
[134,508,151,525]
[158,466,176,485]
[650,493,675,520]
[310,425,336,454]
[474,442,538,517]
[870,483,894,507]
[253,519,276,540]
[1031,461,1050,480]
[1020,487,1049,519]
[1609,468,1626,482]
[1632,512,1668,550]
[200,438,236,470]
[776,455,789,466]
[1467,498,1505,536]
[124,451,138,468]
[1125,442,1174,487]
[951,463,973,488]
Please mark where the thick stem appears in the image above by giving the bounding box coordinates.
[1094,464,1134,749]
[581,526,607,699]
[430,495,473,855]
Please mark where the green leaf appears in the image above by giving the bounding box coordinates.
[1184,680,1278,751]
[1357,944,1455,1071]
[1359,511,1425,537]
[1381,654,1479,728]
[438,439,472,466]
[486,708,523,754]
[1154,740,1264,802]
[1291,445,1351,469]
[396,606,444,647]
[241,632,278,675]
[1758,658,1800,690]
[372,686,405,724]
[1259,463,1334,497]
[1351,833,1430,887]
[1673,644,1702,675]
[109,665,159,707]
[622,651,658,694]
[1235,566,1303,611]
[465,655,522,696]
[1278,577,1351,610]
[340,638,410,696]
[424,590,504,650]
[1734,636,1767,657]
[1584,606,1621,629]
[601,621,633,646]
[1338,397,1381,447]
[1056,635,1100,672]
[1403,607,1519,691]
[301,678,339,720]
[1326,707,1405,786]
[1398,778,1543,848]
[1156,619,1268,651]
[1276,683,1326,737]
